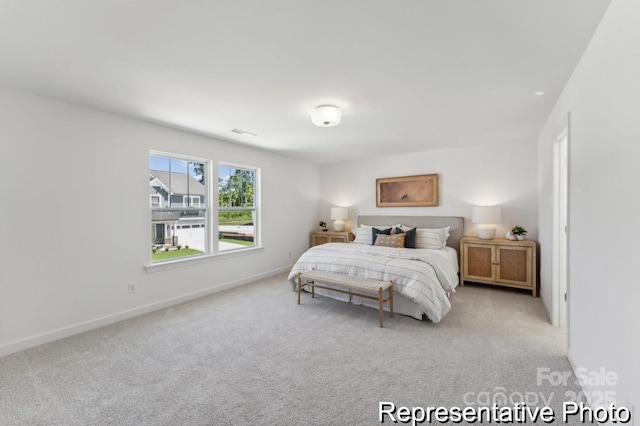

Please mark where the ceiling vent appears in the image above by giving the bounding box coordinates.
[231,128,257,136]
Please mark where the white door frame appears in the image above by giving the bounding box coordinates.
[552,116,570,330]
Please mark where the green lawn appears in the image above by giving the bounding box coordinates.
[220,238,253,247]
[152,248,204,261]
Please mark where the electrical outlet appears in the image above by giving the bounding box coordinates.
[128,283,136,294]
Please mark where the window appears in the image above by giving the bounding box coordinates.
[218,163,259,252]
[149,153,208,262]
[182,195,201,207]
[148,153,260,264]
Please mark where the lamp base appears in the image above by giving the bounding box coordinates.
[333,220,345,232]
[477,224,496,240]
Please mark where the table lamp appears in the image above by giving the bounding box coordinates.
[330,207,348,232]
[472,206,501,239]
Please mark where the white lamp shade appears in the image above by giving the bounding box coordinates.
[472,206,501,224]
[310,105,342,127]
[472,206,501,239]
[330,207,348,220]
[330,207,348,232]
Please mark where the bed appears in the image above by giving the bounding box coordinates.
[288,215,464,323]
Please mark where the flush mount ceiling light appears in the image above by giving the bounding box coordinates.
[310,105,342,127]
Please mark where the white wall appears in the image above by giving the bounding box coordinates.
[0,86,320,355]
[538,0,639,410]
[319,139,538,241]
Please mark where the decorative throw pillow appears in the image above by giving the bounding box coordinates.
[394,227,417,248]
[352,226,372,244]
[372,227,392,244]
[352,225,393,244]
[374,233,406,248]
[414,227,450,250]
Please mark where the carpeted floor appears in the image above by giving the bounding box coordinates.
[0,272,591,425]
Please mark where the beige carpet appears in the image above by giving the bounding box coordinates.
[0,272,591,425]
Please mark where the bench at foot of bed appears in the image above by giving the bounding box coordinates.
[297,270,394,328]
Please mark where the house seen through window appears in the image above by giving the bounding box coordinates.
[150,154,208,262]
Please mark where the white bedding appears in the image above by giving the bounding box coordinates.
[287,243,459,323]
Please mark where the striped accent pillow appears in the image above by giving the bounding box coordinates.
[352,226,373,244]
[414,227,450,250]
[374,233,406,248]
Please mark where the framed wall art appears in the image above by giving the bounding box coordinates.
[376,174,439,207]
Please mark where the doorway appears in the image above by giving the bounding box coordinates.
[552,125,569,329]
[155,223,166,245]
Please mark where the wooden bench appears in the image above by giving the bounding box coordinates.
[297,270,394,327]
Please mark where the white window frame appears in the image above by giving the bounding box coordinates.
[146,153,263,270]
[149,151,210,264]
[217,162,261,252]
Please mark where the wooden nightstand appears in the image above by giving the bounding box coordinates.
[310,230,354,247]
[461,237,537,296]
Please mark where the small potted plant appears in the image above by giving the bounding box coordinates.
[319,221,328,232]
[510,226,527,241]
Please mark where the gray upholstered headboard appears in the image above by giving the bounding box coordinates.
[356,215,464,257]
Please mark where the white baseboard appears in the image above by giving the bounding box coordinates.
[0,265,292,358]
[566,348,578,376]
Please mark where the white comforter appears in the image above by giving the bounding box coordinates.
[287,243,459,323]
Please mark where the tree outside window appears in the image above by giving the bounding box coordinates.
[218,164,258,251]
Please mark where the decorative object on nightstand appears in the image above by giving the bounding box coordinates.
[311,230,354,247]
[472,205,501,239]
[318,221,328,232]
[330,207,348,232]
[510,226,527,241]
[460,236,537,296]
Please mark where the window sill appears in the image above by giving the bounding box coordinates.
[145,246,264,273]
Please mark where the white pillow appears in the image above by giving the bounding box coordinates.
[351,224,397,245]
[414,226,450,250]
[352,226,373,244]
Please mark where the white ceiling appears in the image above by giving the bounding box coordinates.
[0,0,610,164]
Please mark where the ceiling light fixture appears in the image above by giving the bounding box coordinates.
[535,91,545,96]
[310,105,342,127]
